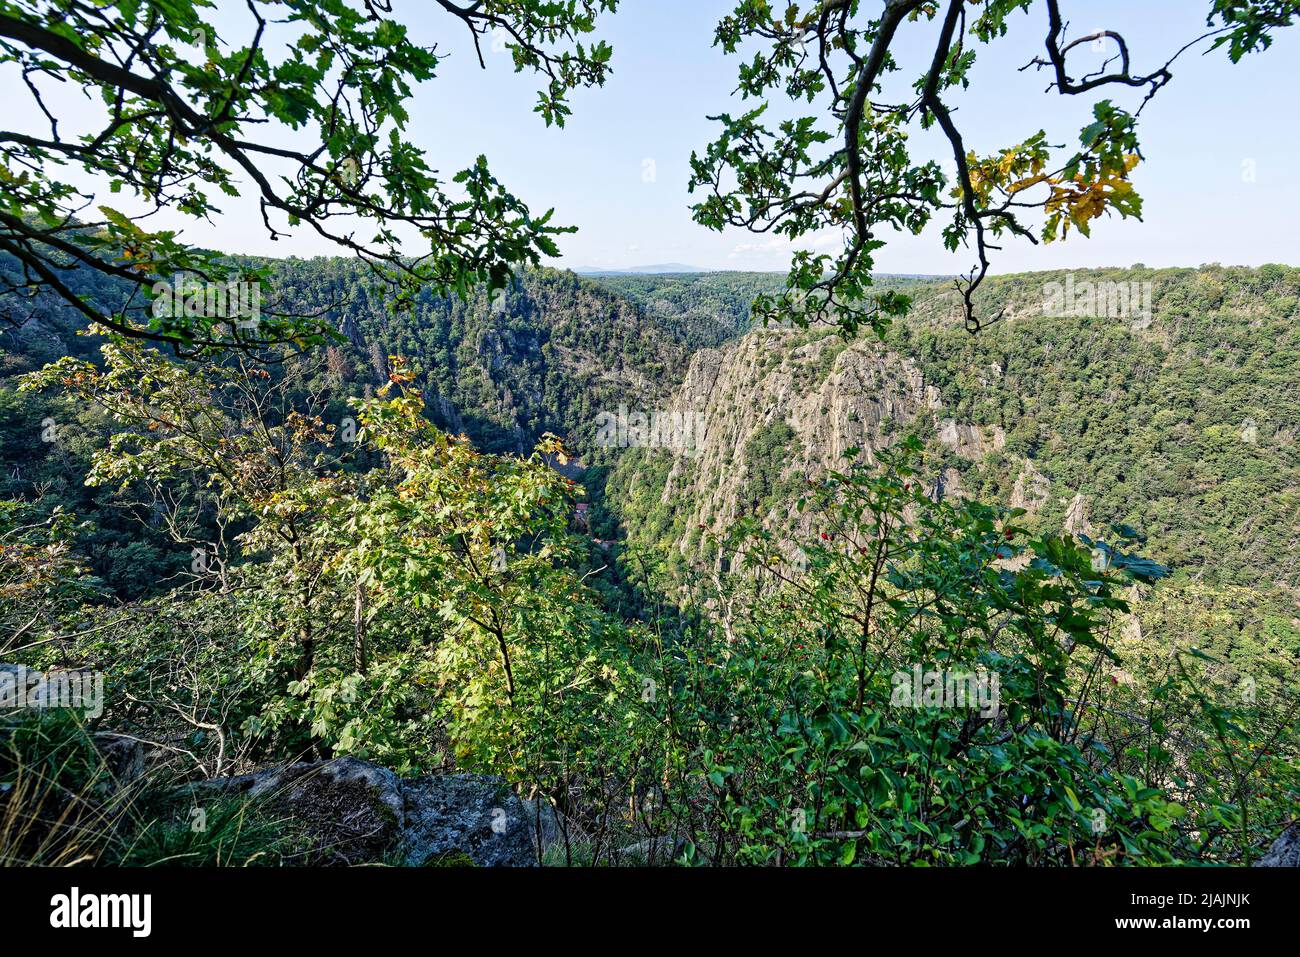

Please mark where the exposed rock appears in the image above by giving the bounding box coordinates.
[427,391,464,435]
[2,672,540,868]
[400,774,535,867]
[338,312,365,349]
[93,732,147,782]
[655,331,937,547]
[1255,824,1300,866]
[520,797,563,852]
[1063,493,1092,537]
[929,467,966,502]
[1010,459,1051,514]
[193,758,535,867]
[197,757,404,866]
[936,420,1006,460]
[632,327,1030,559]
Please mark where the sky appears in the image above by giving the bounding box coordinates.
[15,0,1300,275]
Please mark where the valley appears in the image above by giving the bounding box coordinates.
[3,260,1298,867]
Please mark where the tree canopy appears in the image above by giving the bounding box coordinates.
[689,0,1300,335]
[0,0,616,353]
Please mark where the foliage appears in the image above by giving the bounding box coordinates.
[1,0,1296,873]
[0,708,295,866]
[891,266,1300,595]
[690,0,1299,334]
[633,441,1190,864]
[0,499,104,656]
[0,0,618,351]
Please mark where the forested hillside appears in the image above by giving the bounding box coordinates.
[606,264,1300,593]
[4,260,1298,868]
[0,262,748,597]
[2,261,728,449]
[590,272,783,348]
[601,267,1300,748]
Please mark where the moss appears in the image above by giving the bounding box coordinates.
[423,848,476,867]
[369,788,402,828]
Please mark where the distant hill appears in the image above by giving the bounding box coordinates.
[573,264,957,281]
[570,263,710,275]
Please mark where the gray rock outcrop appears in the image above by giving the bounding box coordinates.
[1255,824,1300,866]
[195,757,535,867]
[400,774,535,867]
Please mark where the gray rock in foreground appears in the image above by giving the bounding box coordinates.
[1255,824,1300,866]
[400,774,534,867]
[196,757,534,867]
[196,757,404,866]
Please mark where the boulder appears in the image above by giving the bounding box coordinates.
[400,774,535,867]
[198,757,404,866]
[1255,824,1300,866]
[195,758,535,867]
[93,732,147,782]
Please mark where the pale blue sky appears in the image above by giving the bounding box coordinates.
[406,0,1300,273]
[16,0,1300,273]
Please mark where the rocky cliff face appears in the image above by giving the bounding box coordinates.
[652,331,936,540]
[610,326,1046,560]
